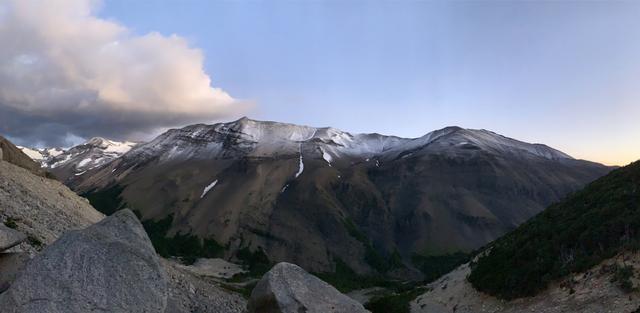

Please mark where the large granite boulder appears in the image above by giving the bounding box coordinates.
[0,209,168,312]
[247,262,370,313]
[0,224,27,251]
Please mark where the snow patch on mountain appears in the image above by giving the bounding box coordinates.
[321,147,333,165]
[18,146,65,164]
[201,180,218,198]
[295,153,304,178]
[19,146,45,161]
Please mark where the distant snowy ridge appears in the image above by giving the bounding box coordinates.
[19,137,138,181]
[18,146,65,164]
[120,117,573,167]
[20,117,574,184]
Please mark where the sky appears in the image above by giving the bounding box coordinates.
[1,0,639,165]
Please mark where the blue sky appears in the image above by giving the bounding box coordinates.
[96,0,640,165]
[1,1,637,165]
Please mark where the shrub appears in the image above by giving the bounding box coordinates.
[611,264,635,293]
[4,217,17,229]
[365,287,426,313]
[412,252,469,283]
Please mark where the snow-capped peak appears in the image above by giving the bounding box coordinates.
[16,138,140,182]
[18,146,65,163]
[84,137,137,153]
[119,118,573,167]
[398,126,572,161]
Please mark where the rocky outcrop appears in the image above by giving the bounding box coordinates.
[0,224,27,251]
[0,136,47,177]
[0,160,104,252]
[0,209,168,313]
[248,262,370,313]
[0,252,29,293]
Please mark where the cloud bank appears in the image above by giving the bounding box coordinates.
[0,0,245,146]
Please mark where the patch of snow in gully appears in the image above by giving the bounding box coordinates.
[201,179,218,198]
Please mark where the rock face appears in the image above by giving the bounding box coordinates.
[0,136,47,177]
[248,262,370,313]
[0,160,104,252]
[0,209,168,313]
[0,253,29,293]
[0,224,27,251]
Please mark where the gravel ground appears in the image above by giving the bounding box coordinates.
[163,259,248,313]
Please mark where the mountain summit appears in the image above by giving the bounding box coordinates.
[118,117,572,166]
[20,137,137,182]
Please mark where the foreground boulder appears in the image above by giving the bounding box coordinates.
[0,253,29,293]
[0,209,168,312]
[0,224,27,251]
[247,262,369,313]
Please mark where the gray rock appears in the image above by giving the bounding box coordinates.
[0,252,30,293]
[0,224,26,252]
[247,262,370,313]
[0,209,168,313]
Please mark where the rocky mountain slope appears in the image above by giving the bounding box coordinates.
[0,136,48,177]
[0,153,246,312]
[412,160,640,312]
[19,137,137,183]
[72,117,611,277]
[0,157,104,252]
[18,146,64,164]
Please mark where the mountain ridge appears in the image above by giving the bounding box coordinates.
[65,117,611,278]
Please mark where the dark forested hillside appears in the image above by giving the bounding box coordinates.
[468,161,640,299]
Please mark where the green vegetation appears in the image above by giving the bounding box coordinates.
[4,217,17,229]
[365,287,427,313]
[343,218,404,273]
[315,258,404,293]
[468,161,640,299]
[236,246,272,277]
[611,264,635,293]
[412,252,470,283]
[83,185,125,215]
[140,213,224,264]
[83,186,225,264]
[344,217,368,243]
[27,235,43,248]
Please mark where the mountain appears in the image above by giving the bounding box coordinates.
[73,117,611,276]
[20,138,137,183]
[17,146,65,164]
[411,160,640,313]
[0,136,48,177]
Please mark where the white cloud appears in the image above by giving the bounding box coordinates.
[0,0,246,146]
